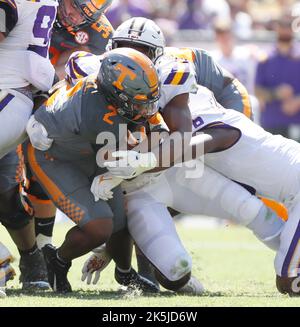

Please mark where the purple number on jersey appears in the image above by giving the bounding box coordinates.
[192,116,204,129]
[28,5,56,58]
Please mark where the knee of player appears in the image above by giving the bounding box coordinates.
[276,275,300,296]
[0,186,20,216]
[247,205,284,242]
[1,204,33,231]
[0,192,33,230]
[25,178,55,217]
[220,185,262,225]
[158,252,192,285]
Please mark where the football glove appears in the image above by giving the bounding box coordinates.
[26,115,53,151]
[90,172,122,201]
[81,245,112,285]
[103,150,157,179]
[0,242,14,266]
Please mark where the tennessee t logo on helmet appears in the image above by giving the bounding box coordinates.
[98,48,160,123]
[112,63,137,91]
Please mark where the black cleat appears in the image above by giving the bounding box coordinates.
[115,267,160,294]
[42,244,72,293]
[19,249,50,291]
[136,252,160,289]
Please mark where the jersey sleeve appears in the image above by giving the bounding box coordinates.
[65,51,101,86]
[0,0,18,36]
[157,56,198,110]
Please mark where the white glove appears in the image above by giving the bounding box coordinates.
[90,172,122,201]
[81,245,112,285]
[26,115,53,151]
[103,150,157,179]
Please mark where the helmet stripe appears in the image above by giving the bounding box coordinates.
[91,0,106,9]
[129,18,136,32]
[129,18,146,36]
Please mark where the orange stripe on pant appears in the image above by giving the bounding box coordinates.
[27,144,84,224]
[27,193,53,206]
[260,197,288,222]
[15,144,25,184]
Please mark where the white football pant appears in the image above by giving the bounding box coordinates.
[124,162,284,281]
[0,89,33,159]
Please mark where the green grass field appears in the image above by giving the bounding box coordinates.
[0,220,299,307]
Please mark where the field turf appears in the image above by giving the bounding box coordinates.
[0,219,298,307]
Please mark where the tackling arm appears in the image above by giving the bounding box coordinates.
[148,92,239,170]
[123,93,241,172]
[98,93,240,197]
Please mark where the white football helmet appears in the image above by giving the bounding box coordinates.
[111,17,166,62]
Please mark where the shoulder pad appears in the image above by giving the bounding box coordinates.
[157,56,195,86]
[164,47,196,63]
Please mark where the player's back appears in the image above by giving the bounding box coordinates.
[189,86,300,202]
[0,0,57,89]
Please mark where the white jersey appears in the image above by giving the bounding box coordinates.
[189,86,300,204]
[155,53,198,110]
[0,0,57,90]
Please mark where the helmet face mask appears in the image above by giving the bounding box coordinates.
[56,0,112,32]
[98,48,160,124]
[116,99,159,124]
[111,17,166,63]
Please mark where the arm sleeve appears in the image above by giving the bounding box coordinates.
[0,0,18,36]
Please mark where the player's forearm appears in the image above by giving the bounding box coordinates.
[135,130,214,172]
[146,130,195,172]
